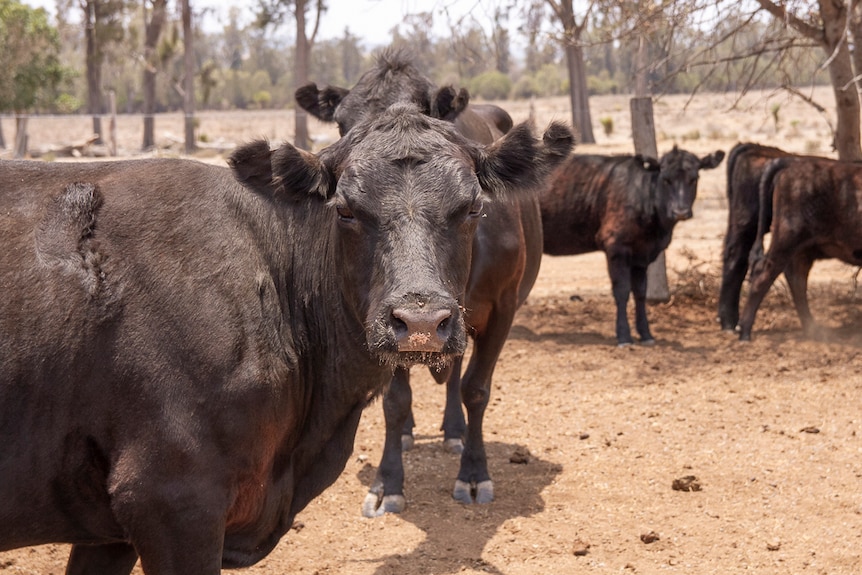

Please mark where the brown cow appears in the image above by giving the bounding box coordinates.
[0,104,571,574]
[717,142,795,331]
[297,48,570,515]
[738,155,862,340]
[540,147,725,345]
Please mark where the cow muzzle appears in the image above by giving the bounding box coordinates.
[391,305,454,352]
[368,297,466,368]
[672,208,693,221]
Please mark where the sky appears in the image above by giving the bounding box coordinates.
[23,0,505,48]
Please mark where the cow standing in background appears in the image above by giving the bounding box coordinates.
[718,142,795,331]
[296,48,568,515]
[540,147,725,346]
[0,104,572,575]
[737,155,862,341]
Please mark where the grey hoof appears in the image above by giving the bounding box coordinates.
[452,479,494,504]
[639,338,656,346]
[401,434,415,451]
[443,437,464,454]
[361,492,406,517]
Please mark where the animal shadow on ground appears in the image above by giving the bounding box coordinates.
[355,440,562,575]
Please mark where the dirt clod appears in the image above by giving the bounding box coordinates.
[672,475,702,492]
[640,531,660,544]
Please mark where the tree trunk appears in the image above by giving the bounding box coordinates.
[630,97,669,302]
[84,0,103,145]
[14,115,28,158]
[142,0,167,151]
[556,0,594,144]
[182,0,195,154]
[294,0,310,151]
[820,0,862,161]
[0,121,5,149]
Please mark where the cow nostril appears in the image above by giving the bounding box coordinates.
[390,306,454,352]
[391,315,408,338]
[437,315,451,337]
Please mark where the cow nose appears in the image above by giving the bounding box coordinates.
[673,209,693,221]
[391,306,453,352]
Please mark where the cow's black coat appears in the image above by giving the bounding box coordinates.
[540,147,724,345]
[0,105,563,575]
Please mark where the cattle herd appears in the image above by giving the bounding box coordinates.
[0,48,860,575]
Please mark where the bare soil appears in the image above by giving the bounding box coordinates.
[2,92,861,574]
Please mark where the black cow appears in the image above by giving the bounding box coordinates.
[718,142,795,331]
[297,49,571,516]
[738,155,862,340]
[540,147,725,345]
[0,104,569,574]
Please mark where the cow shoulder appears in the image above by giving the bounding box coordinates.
[229,139,333,200]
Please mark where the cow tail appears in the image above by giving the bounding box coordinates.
[749,157,789,275]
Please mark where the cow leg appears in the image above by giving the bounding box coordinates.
[607,253,634,345]
[363,367,410,517]
[631,264,654,344]
[438,358,466,453]
[718,225,757,331]
[738,251,790,341]
[66,543,138,575]
[785,249,818,336]
[453,308,514,505]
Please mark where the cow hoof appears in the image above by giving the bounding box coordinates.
[361,492,406,517]
[616,341,633,348]
[443,437,464,454]
[639,338,656,346]
[401,434,415,451]
[452,479,494,504]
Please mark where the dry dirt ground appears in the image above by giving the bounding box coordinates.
[1,91,861,574]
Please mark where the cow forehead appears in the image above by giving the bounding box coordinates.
[661,150,700,175]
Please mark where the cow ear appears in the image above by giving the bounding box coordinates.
[699,150,726,170]
[634,154,660,171]
[229,140,332,199]
[295,82,349,122]
[475,121,574,195]
[229,140,276,191]
[432,86,469,121]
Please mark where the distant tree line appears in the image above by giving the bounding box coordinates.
[2,0,858,157]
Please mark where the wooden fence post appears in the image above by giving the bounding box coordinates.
[630,97,670,303]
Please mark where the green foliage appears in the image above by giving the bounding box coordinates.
[586,70,619,96]
[0,0,68,112]
[599,116,614,136]
[467,71,512,100]
[253,90,272,109]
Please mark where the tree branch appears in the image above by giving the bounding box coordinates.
[754,0,824,42]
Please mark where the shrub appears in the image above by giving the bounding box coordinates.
[468,71,512,100]
[600,116,614,137]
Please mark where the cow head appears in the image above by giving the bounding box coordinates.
[230,104,574,370]
[657,146,725,221]
[295,48,470,137]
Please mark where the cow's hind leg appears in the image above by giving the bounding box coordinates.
[738,250,791,341]
[66,543,138,575]
[631,264,655,344]
[438,358,466,453]
[718,224,757,331]
[363,367,411,517]
[785,249,818,337]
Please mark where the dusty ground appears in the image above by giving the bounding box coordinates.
[1,91,861,574]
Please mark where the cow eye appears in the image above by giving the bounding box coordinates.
[336,204,354,222]
[468,197,484,218]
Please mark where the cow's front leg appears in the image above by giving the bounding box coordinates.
[453,302,516,505]
[363,367,411,517]
[631,264,655,344]
[66,542,139,575]
[607,253,634,345]
[115,485,228,575]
